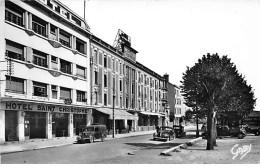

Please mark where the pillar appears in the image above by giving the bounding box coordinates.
[46,112,52,139]
[133,112,138,132]
[123,119,127,129]
[86,109,92,126]
[72,89,76,104]
[17,111,25,142]
[0,109,5,144]
[24,11,28,29]
[68,113,73,137]
[47,23,50,39]
[28,13,32,30]
[26,47,33,63]
[72,63,76,75]
[27,79,33,97]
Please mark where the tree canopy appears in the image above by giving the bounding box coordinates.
[181,53,256,150]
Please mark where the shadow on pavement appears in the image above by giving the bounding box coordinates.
[124,142,183,150]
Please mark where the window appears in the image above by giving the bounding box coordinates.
[51,56,57,63]
[33,81,47,97]
[119,63,122,74]
[77,90,86,102]
[94,71,98,84]
[5,2,24,27]
[104,56,107,68]
[93,50,98,64]
[76,38,85,54]
[50,25,56,35]
[76,65,86,78]
[6,76,24,94]
[33,50,48,68]
[104,93,107,106]
[6,40,24,61]
[60,59,71,74]
[60,87,71,100]
[59,30,71,47]
[51,85,57,99]
[98,51,103,65]
[112,58,115,71]
[32,16,47,37]
[104,74,107,87]
[49,24,57,40]
[120,80,122,91]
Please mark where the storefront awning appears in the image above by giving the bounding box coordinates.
[140,111,163,116]
[95,108,138,120]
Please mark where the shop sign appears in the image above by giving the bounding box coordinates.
[4,102,89,114]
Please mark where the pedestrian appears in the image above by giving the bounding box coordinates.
[156,126,159,133]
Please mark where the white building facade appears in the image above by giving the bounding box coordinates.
[0,0,91,143]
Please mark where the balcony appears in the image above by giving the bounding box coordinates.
[5,89,24,94]
[59,39,70,48]
[33,59,48,68]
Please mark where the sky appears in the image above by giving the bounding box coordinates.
[60,0,260,110]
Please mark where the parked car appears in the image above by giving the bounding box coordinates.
[202,125,246,139]
[172,125,186,137]
[153,126,176,141]
[243,124,260,136]
[77,124,107,143]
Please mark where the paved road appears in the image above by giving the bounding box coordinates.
[1,133,194,164]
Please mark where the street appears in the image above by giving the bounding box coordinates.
[1,126,259,164]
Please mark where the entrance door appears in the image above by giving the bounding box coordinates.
[52,113,68,137]
[5,111,18,141]
[25,112,46,139]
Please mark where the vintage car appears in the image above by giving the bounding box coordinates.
[243,124,260,136]
[77,124,107,143]
[202,125,246,139]
[153,126,176,141]
[172,125,186,138]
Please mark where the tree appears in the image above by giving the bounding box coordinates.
[181,53,255,150]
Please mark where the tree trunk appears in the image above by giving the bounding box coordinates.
[206,107,214,150]
[213,117,217,146]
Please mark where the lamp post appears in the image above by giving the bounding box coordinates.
[112,87,116,138]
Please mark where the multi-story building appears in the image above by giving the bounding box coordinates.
[0,0,91,143]
[89,31,169,133]
[0,0,172,144]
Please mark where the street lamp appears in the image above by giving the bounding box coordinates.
[112,87,116,138]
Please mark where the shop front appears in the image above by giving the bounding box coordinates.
[93,107,138,134]
[136,111,162,131]
[0,100,91,144]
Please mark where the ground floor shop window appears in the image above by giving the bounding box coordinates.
[73,114,86,135]
[52,113,68,137]
[24,112,46,139]
[5,111,18,141]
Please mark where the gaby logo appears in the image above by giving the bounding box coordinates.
[231,144,252,160]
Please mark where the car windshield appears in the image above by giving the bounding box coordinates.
[161,127,172,131]
[85,127,94,131]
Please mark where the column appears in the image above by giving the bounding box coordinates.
[46,112,52,139]
[123,119,127,129]
[27,79,33,98]
[72,89,76,103]
[17,111,25,142]
[28,13,32,30]
[72,63,76,75]
[26,47,33,63]
[48,84,52,99]
[24,11,28,29]
[133,112,138,132]
[47,23,51,39]
[57,28,60,41]
[0,109,5,144]
[47,54,51,70]
[68,113,73,137]
[86,109,92,126]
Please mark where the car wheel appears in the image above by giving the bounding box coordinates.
[89,136,94,143]
[238,133,244,139]
[255,131,260,136]
[101,134,105,142]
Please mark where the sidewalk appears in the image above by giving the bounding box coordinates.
[0,130,155,155]
[0,125,194,155]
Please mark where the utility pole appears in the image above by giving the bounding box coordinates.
[112,87,115,138]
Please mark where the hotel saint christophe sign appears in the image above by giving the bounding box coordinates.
[3,102,90,114]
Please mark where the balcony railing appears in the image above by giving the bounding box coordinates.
[32,21,46,37]
[6,51,25,61]
[33,93,48,97]
[5,10,23,27]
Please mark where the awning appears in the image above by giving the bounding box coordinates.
[95,108,138,120]
[140,111,163,116]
